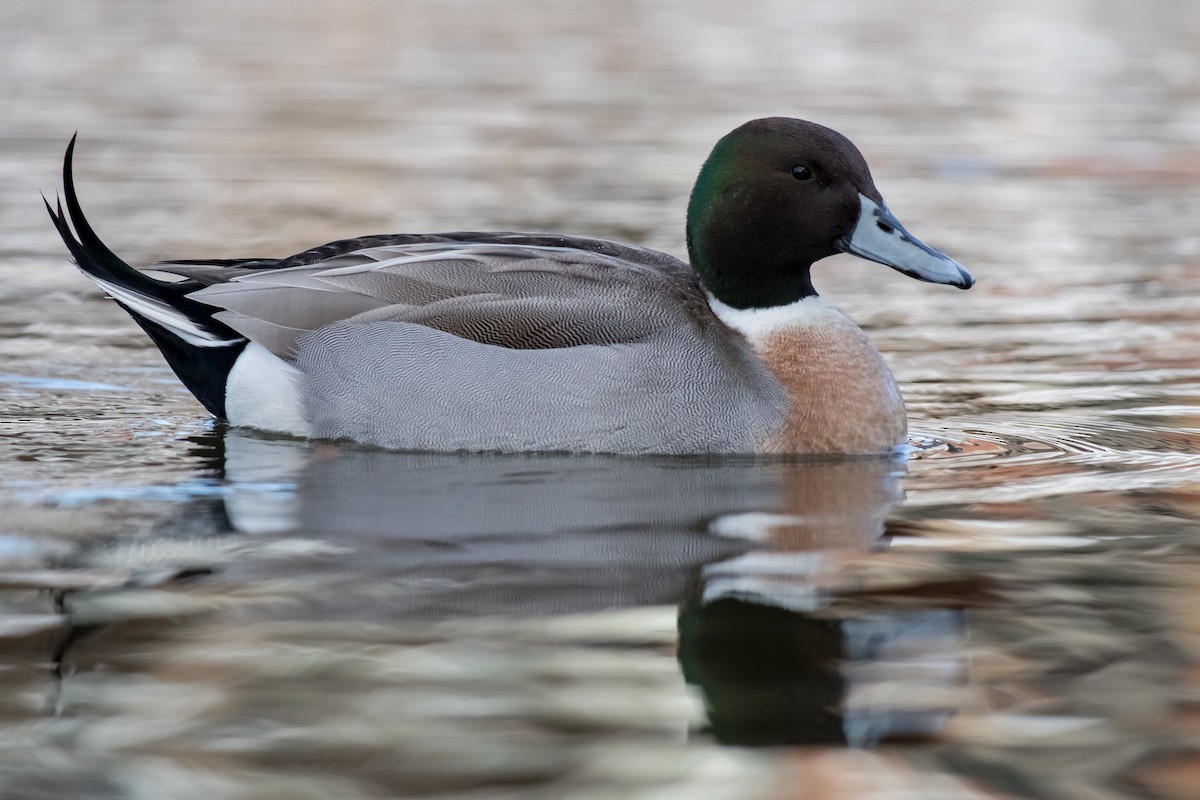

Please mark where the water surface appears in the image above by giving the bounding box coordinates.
[4,1,1200,797]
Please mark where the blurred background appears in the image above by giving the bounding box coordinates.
[7,0,1199,265]
[5,1,1200,798]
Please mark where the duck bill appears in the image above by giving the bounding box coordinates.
[837,194,974,289]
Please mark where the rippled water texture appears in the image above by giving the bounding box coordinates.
[4,1,1200,798]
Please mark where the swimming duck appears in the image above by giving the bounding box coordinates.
[46,118,972,455]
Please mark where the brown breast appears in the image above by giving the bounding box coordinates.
[755,318,906,455]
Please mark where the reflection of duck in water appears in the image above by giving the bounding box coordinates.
[681,598,848,745]
[213,438,909,617]
[49,118,970,455]
[52,431,946,752]
[679,596,965,747]
[680,456,965,747]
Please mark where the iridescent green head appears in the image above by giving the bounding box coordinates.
[686,118,971,309]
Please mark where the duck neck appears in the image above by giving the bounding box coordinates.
[687,240,820,310]
[686,198,828,309]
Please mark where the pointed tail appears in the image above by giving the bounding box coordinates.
[45,136,247,418]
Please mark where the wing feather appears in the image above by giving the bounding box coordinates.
[187,241,702,359]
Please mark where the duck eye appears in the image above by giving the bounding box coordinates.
[791,164,814,181]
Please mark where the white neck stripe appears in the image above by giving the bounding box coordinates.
[706,293,833,342]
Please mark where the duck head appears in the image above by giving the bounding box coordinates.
[686,117,973,309]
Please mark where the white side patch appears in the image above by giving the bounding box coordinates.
[224,343,312,437]
[706,294,840,344]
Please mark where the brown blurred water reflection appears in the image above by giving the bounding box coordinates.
[5,0,1200,798]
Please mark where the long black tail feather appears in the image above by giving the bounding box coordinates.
[45,136,247,419]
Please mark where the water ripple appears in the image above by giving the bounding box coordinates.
[908,403,1200,505]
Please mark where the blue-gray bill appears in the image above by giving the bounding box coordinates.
[838,194,974,289]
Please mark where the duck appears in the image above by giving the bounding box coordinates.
[46,117,973,455]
